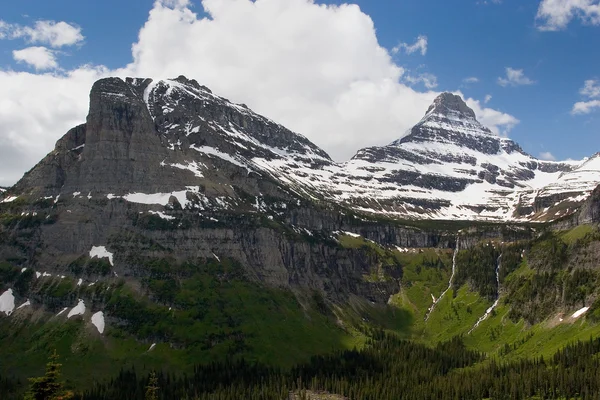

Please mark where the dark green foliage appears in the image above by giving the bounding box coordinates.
[74,333,600,400]
[24,350,73,400]
[505,271,562,324]
[87,259,112,277]
[133,214,178,231]
[564,268,597,307]
[0,374,19,399]
[528,231,568,271]
[14,269,35,297]
[68,256,112,277]
[0,261,19,288]
[454,243,499,300]
[498,242,525,282]
[67,257,86,275]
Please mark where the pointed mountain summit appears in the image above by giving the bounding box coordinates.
[344,92,593,220]
[393,92,497,153]
[425,92,477,121]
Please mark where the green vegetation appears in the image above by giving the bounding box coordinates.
[3,222,600,398]
[29,332,600,400]
[24,351,74,400]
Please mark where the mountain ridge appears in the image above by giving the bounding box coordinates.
[4,75,599,224]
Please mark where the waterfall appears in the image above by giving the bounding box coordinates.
[425,236,459,321]
[469,253,502,333]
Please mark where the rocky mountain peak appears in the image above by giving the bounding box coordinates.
[424,92,477,121]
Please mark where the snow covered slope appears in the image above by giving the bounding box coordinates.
[9,77,600,223]
[329,92,591,222]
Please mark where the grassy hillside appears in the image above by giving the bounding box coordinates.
[3,225,600,397]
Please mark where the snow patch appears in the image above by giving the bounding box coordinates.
[56,307,68,316]
[67,299,86,318]
[90,246,114,266]
[148,210,175,220]
[148,343,156,352]
[17,300,31,310]
[0,289,15,316]
[572,307,590,319]
[91,311,105,334]
[1,196,18,203]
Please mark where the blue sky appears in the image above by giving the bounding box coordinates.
[0,0,599,185]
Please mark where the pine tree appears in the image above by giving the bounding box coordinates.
[145,371,159,400]
[24,350,74,400]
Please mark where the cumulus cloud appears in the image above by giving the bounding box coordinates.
[0,20,84,47]
[465,97,519,136]
[536,0,600,31]
[463,77,479,84]
[392,35,428,56]
[539,151,557,161]
[404,72,438,89]
[580,79,600,98]
[572,78,600,114]
[0,67,109,185]
[12,47,58,70]
[0,0,518,186]
[572,100,600,114]
[484,94,492,103]
[497,67,536,87]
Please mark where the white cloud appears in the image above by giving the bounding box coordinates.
[484,94,492,103]
[572,78,600,114]
[465,97,519,136]
[463,77,479,84]
[0,67,108,186]
[539,151,557,161]
[0,20,83,48]
[12,47,58,70]
[580,79,600,98]
[392,35,428,56]
[404,72,438,89]
[0,0,518,186]
[536,0,600,31]
[497,67,536,87]
[572,100,600,114]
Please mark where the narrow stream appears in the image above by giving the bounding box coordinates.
[425,236,459,321]
[469,254,502,333]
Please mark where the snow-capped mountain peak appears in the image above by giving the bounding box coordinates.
[10,77,600,224]
[424,92,478,122]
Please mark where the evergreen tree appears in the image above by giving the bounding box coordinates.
[145,371,159,400]
[24,350,73,400]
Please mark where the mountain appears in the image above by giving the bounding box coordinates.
[338,92,600,222]
[2,76,600,397]
[6,77,600,224]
